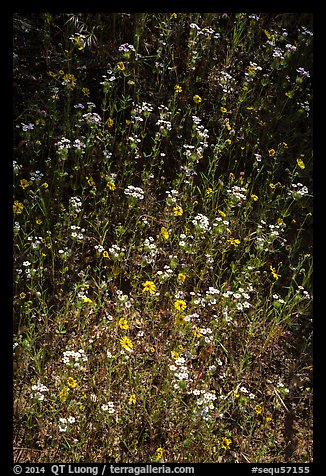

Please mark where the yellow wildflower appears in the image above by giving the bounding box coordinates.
[19,179,29,189]
[174,84,182,93]
[117,62,125,71]
[161,226,169,239]
[227,237,240,247]
[297,158,305,169]
[173,206,183,216]
[192,327,202,338]
[156,447,164,460]
[221,437,232,451]
[107,117,114,128]
[67,377,78,389]
[177,273,186,282]
[13,200,24,214]
[63,73,77,89]
[87,176,95,187]
[270,265,281,280]
[174,313,186,325]
[174,299,187,311]
[120,336,133,351]
[129,394,136,404]
[142,281,156,294]
[118,318,129,330]
[193,94,202,103]
[35,118,45,127]
[107,181,116,191]
[58,387,69,402]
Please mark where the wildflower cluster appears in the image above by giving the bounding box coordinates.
[156,265,173,282]
[58,416,76,432]
[80,111,102,126]
[288,182,309,199]
[192,213,211,232]
[101,401,116,413]
[131,101,154,123]
[226,184,248,207]
[30,382,49,401]
[156,105,172,136]
[124,185,145,200]
[116,289,134,310]
[100,68,117,90]
[255,219,287,252]
[62,349,88,369]
[119,43,135,56]
[192,389,217,421]
[142,237,159,264]
[108,244,126,261]
[169,355,191,388]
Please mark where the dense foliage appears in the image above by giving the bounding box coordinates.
[13,12,313,463]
